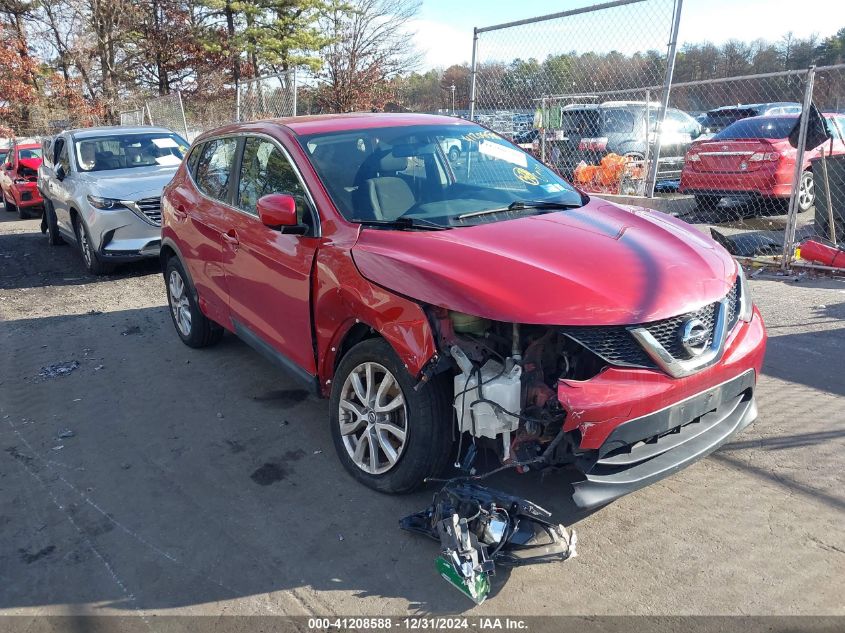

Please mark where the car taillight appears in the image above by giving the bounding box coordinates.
[578,137,608,152]
[749,151,780,162]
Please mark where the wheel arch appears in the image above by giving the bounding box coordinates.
[313,258,439,398]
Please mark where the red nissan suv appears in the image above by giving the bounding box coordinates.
[161,114,767,508]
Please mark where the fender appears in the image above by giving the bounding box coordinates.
[312,246,438,397]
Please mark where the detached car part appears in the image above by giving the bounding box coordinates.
[400,480,576,604]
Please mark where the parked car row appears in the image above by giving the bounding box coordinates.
[27,113,767,512]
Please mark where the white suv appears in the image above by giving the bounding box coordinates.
[39,126,189,274]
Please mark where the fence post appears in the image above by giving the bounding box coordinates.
[145,103,153,126]
[177,91,190,140]
[292,68,298,117]
[469,27,479,119]
[236,82,241,123]
[646,0,683,197]
[781,65,816,270]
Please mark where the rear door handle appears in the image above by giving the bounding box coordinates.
[222,230,239,248]
[173,204,188,221]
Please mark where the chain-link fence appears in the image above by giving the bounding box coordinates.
[469,0,845,272]
[144,92,190,140]
[238,70,297,122]
[119,109,146,126]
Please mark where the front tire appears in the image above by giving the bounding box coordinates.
[448,147,460,161]
[330,338,452,494]
[4,193,17,215]
[44,201,64,245]
[74,217,112,275]
[164,257,223,348]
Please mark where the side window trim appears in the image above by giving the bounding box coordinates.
[236,133,320,235]
[186,131,320,238]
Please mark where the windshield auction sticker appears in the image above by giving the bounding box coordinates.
[513,166,540,186]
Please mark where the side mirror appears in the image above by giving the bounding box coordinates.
[257,193,306,234]
[55,165,66,181]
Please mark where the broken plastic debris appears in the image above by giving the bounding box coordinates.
[313,450,322,455]
[400,480,576,605]
[57,429,75,439]
[52,445,64,451]
[38,360,80,379]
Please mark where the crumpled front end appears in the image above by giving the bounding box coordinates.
[420,264,766,510]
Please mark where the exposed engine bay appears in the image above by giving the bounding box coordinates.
[421,307,608,474]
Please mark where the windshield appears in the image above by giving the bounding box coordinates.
[74,132,189,172]
[714,116,797,140]
[17,147,42,160]
[299,124,584,226]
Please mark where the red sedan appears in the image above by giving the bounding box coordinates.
[1,141,44,218]
[680,113,845,211]
[161,113,766,509]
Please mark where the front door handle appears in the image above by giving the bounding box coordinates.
[222,230,239,248]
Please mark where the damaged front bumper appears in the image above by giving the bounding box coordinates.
[559,308,766,509]
[572,369,757,508]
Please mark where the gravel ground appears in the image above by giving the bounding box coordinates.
[1,210,843,617]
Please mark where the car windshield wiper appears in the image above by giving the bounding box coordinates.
[457,200,581,220]
[351,217,451,231]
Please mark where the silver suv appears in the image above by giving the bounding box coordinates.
[38,126,189,274]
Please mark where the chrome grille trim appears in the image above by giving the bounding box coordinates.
[561,276,743,376]
[124,196,162,227]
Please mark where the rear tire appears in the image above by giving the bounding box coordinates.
[164,256,224,348]
[797,170,814,212]
[448,146,460,161]
[74,216,112,275]
[330,338,453,494]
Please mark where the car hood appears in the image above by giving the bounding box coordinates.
[351,201,737,326]
[75,165,178,200]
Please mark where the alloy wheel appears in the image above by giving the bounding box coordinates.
[338,361,408,475]
[798,172,815,211]
[168,269,192,337]
[79,225,93,267]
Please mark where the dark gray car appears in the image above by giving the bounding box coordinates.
[548,101,701,181]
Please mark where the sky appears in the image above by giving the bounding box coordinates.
[411,0,844,70]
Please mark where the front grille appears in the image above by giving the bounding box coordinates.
[642,301,718,361]
[561,326,656,368]
[136,197,162,226]
[562,276,742,369]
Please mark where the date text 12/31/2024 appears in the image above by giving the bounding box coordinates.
[307,617,529,630]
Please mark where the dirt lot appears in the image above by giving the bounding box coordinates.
[1,210,844,618]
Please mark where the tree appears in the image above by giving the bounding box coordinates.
[317,0,420,113]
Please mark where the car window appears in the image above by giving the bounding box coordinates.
[195,138,238,202]
[56,139,70,172]
[42,139,54,167]
[713,116,797,140]
[186,143,203,177]
[74,132,188,172]
[300,124,583,226]
[602,108,636,134]
[561,111,601,136]
[237,137,312,228]
[18,148,42,160]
